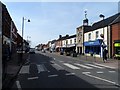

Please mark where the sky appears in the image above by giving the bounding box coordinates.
[1,1,119,47]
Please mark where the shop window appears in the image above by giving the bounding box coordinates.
[85,46,90,53]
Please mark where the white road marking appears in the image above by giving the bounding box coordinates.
[28,77,39,80]
[54,58,56,60]
[74,63,93,69]
[86,64,104,69]
[37,64,46,73]
[19,65,29,74]
[109,71,116,73]
[94,63,116,69]
[48,74,58,77]
[65,73,75,76]
[16,81,22,89]
[96,71,104,74]
[83,73,117,85]
[52,63,64,70]
[63,63,80,69]
[59,61,64,63]
[82,72,91,74]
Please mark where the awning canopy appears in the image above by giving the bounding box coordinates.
[84,39,103,46]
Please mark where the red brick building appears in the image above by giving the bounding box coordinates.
[111,14,120,58]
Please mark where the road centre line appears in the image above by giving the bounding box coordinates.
[94,63,116,69]
[63,63,80,69]
[48,74,58,77]
[74,63,93,69]
[28,77,39,80]
[108,71,116,73]
[86,63,104,69]
[65,73,75,76]
[82,72,91,74]
[16,81,22,90]
[83,73,117,85]
[96,71,104,74]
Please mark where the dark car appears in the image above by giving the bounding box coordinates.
[29,48,35,54]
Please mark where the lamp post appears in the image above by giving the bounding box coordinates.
[99,14,105,58]
[21,17,30,59]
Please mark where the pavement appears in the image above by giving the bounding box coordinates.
[51,51,119,69]
[2,52,29,89]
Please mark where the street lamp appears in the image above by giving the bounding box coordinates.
[21,17,30,54]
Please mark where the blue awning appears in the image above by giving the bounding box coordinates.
[84,39,103,46]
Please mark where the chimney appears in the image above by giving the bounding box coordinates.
[59,35,62,38]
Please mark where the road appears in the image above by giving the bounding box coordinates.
[11,50,119,89]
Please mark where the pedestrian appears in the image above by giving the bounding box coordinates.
[103,48,108,63]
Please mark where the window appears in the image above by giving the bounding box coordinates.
[88,33,91,40]
[74,38,76,44]
[96,31,99,39]
[70,39,72,44]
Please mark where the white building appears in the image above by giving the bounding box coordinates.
[84,13,119,58]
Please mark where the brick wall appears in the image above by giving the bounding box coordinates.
[111,22,120,56]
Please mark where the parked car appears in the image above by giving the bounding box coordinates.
[42,49,46,53]
[29,48,35,54]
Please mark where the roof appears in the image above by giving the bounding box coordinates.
[91,13,120,30]
[110,14,120,25]
[83,26,92,33]
[57,35,69,41]
[51,40,56,44]
[66,34,76,39]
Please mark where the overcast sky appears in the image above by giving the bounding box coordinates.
[2,1,119,47]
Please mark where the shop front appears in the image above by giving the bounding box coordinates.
[114,40,120,59]
[84,39,103,57]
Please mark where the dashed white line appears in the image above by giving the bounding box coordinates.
[59,61,64,63]
[108,71,116,73]
[74,63,93,69]
[48,74,58,77]
[96,71,104,74]
[16,81,22,89]
[82,72,91,74]
[28,77,39,80]
[65,73,75,76]
[63,63,80,69]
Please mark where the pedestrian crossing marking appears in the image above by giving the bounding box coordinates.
[37,64,48,73]
[52,63,64,70]
[20,65,29,74]
[94,63,116,69]
[85,64,104,69]
[63,63,80,69]
[74,63,93,69]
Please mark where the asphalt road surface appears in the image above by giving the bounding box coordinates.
[11,50,120,89]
